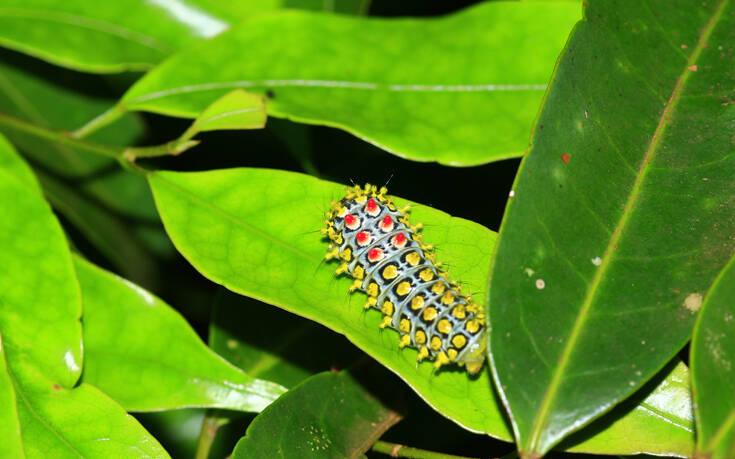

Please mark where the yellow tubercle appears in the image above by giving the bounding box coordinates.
[348,279,362,292]
[335,263,348,275]
[324,247,339,260]
[433,351,450,369]
[417,346,429,362]
[398,334,411,348]
[364,297,377,309]
[379,315,392,328]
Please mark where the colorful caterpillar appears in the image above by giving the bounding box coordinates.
[322,184,486,374]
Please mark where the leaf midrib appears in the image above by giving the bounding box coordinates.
[527,0,730,451]
[126,80,547,106]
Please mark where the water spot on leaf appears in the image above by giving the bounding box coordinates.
[535,279,546,290]
[591,256,602,266]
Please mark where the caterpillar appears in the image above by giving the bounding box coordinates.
[322,184,486,374]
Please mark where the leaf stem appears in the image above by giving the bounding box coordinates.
[370,440,480,459]
[71,103,126,138]
[194,412,229,459]
[0,111,122,159]
[0,111,200,165]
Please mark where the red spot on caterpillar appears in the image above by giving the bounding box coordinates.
[366,198,379,215]
[53,384,61,390]
[380,215,394,231]
[344,214,357,227]
[393,233,406,247]
[368,248,383,262]
[561,153,571,164]
[356,231,370,245]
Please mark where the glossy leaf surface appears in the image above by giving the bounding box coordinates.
[231,367,401,459]
[149,167,697,456]
[0,138,165,457]
[14,374,169,458]
[123,3,581,165]
[77,256,287,412]
[692,256,735,458]
[0,134,81,389]
[488,0,735,454]
[0,0,280,72]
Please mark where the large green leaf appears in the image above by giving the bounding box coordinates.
[148,167,696,456]
[76,255,287,412]
[691,256,735,458]
[488,0,735,455]
[0,137,165,457]
[0,0,281,72]
[123,3,581,166]
[231,366,401,459]
[149,167,507,437]
[0,134,81,389]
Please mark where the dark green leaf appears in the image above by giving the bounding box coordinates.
[564,360,694,457]
[0,0,281,72]
[76,256,287,412]
[231,366,401,459]
[123,3,581,165]
[488,0,735,454]
[692,256,735,458]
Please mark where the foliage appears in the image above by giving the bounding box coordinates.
[0,1,732,458]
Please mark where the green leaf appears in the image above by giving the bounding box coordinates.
[148,167,510,438]
[0,334,23,458]
[76,255,287,412]
[564,360,694,457]
[692,256,735,458]
[231,366,401,459]
[210,290,362,389]
[487,0,735,455]
[0,0,282,72]
[193,89,266,132]
[0,138,164,457]
[123,3,581,166]
[0,135,81,389]
[14,369,169,458]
